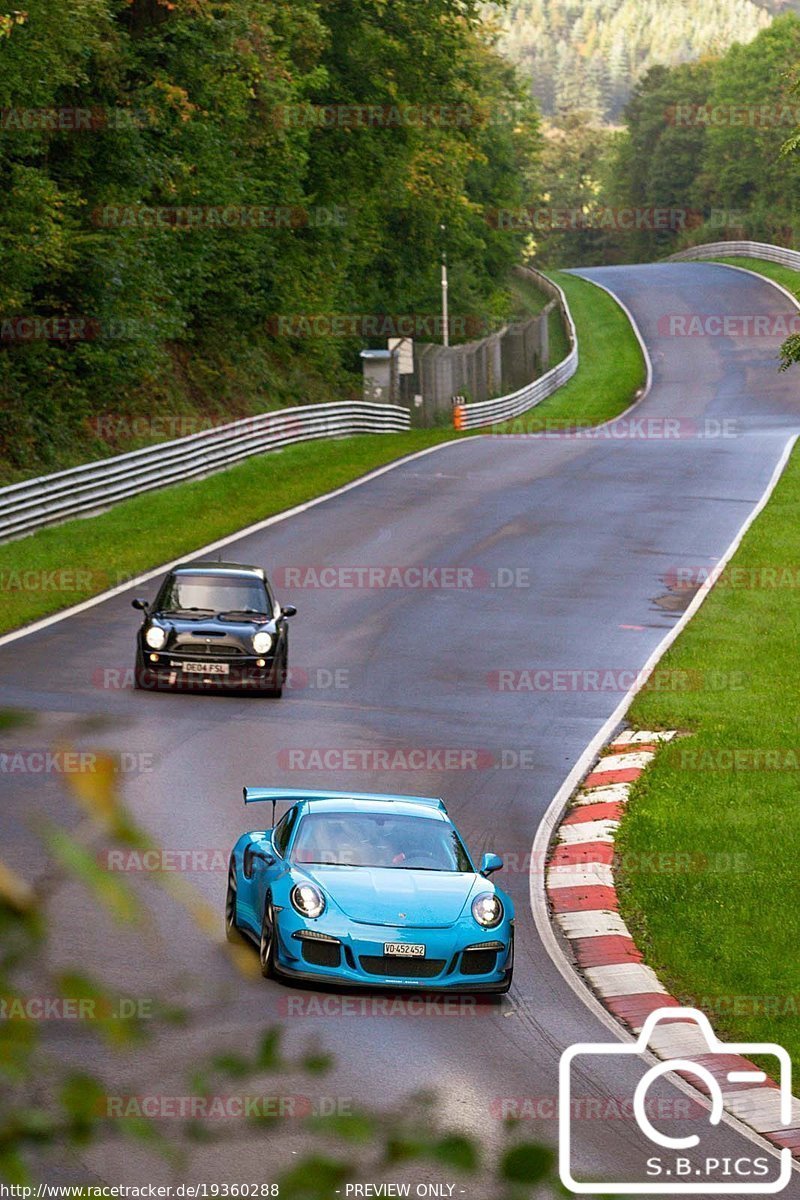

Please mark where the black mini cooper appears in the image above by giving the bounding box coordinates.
[132,561,296,697]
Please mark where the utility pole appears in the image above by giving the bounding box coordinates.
[440,222,449,348]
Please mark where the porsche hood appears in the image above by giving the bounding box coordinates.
[300,866,480,927]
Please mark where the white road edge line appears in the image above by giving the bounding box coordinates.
[0,441,464,649]
[565,270,655,406]
[0,271,651,651]
[684,257,800,312]
[528,271,800,1163]
[3,261,793,1159]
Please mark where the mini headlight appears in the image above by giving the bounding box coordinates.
[145,625,166,650]
[471,892,503,928]
[253,631,273,655]
[291,883,325,919]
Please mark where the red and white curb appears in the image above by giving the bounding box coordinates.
[546,728,800,1161]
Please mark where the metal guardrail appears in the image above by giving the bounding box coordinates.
[668,240,800,270]
[0,402,410,542]
[2,269,581,541]
[453,267,578,430]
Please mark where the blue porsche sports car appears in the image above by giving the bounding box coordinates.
[225,789,514,993]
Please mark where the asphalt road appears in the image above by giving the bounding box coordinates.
[3,261,800,1193]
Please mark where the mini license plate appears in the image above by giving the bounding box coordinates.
[384,943,425,957]
[174,661,230,676]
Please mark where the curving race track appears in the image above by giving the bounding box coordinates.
[3,262,800,1191]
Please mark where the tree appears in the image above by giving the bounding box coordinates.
[0,0,542,479]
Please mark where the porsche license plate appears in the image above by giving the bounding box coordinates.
[175,661,229,676]
[384,943,425,957]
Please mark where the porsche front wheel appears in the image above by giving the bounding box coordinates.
[259,898,277,978]
[225,857,243,944]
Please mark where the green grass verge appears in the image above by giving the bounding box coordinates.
[547,300,571,369]
[5,431,455,632]
[710,256,800,303]
[4,268,643,636]
[510,272,554,317]
[0,708,32,731]
[509,270,571,370]
[492,271,645,434]
[620,424,800,1072]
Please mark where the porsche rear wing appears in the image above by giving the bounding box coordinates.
[242,787,447,824]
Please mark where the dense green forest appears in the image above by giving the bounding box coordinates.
[531,13,800,266]
[0,0,540,480]
[5,0,800,479]
[499,0,783,122]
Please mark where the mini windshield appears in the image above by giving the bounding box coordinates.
[290,811,473,872]
[158,574,269,615]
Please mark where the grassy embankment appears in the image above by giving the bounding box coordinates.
[4,271,644,635]
[619,254,800,1071]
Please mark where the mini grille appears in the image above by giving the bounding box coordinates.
[174,645,244,657]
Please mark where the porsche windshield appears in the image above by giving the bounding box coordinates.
[159,574,269,615]
[290,811,473,872]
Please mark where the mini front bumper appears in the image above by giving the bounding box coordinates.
[137,649,280,691]
[270,909,513,991]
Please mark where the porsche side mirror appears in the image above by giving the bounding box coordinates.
[281,605,297,618]
[131,598,149,611]
[480,852,504,877]
[243,845,275,879]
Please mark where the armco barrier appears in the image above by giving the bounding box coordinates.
[0,402,410,543]
[668,239,800,270]
[453,267,578,430]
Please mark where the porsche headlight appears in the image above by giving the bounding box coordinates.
[253,631,273,655]
[291,883,325,919]
[145,625,167,650]
[472,892,503,928]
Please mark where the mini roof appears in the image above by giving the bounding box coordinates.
[172,561,265,578]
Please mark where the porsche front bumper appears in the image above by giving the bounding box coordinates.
[270,911,513,992]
